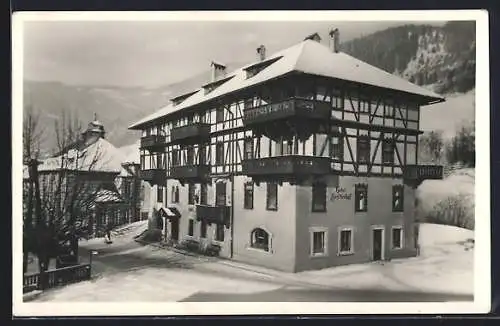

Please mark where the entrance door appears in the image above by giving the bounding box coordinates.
[372,229,383,261]
[171,218,179,241]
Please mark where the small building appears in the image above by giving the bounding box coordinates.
[129,30,445,272]
[24,116,143,238]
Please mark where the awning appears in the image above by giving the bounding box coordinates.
[158,206,181,219]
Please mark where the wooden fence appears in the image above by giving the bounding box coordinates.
[23,263,91,293]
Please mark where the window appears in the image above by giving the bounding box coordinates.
[124,181,130,197]
[200,183,208,205]
[172,149,180,167]
[244,98,253,110]
[283,139,293,155]
[244,182,254,209]
[356,135,371,164]
[215,142,224,165]
[310,228,327,256]
[266,182,278,211]
[215,224,225,242]
[216,108,224,123]
[392,227,403,249]
[312,183,327,212]
[250,228,269,251]
[382,138,394,164]
[157,186,163,203]
[339,228,354,255]
[199,146,206,165]
[200,220,207,238]
[330,136,344,161]
[275,140,283,156]
[171,186,180,203]
[215,182,226,206]
[359,99,370,114]
[384,102,394,117]
[188,219,194,236]
[354,184,368,212]
[392,185,404,212]
[244,137,254,160]
[141,212,148,221]
[186,146,195,165]
[156,153,163,169]
[188,183,195,205]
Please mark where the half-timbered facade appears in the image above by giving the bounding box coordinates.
[129,30,444,272]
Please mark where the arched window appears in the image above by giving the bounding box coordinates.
[251,228,270,251]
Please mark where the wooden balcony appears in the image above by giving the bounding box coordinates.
[403,164,443,186]
[242,155,331,180]
[242,98,331,126]
[140,135,167,152]
[170,164,210,182]
[196,204,231,227]
[170,123,211,145]
[139,168,166,186]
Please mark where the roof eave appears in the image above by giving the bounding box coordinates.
[129,71,297,130]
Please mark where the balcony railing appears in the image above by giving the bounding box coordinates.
[170,164,210,181]
[196,204,231,226]
[139,168,166,185]
[242,155,332,176]
[242,98,331,126]
[170,123,211,144]
[403,165,444,182]
[140,135,167,150]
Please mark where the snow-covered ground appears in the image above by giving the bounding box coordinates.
[33,222,473,302]
[417,168,475,223]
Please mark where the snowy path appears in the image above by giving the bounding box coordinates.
[33,223,474,302]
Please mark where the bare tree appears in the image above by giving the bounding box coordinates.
[22,103,44,273]
[445,119,475,167]
[25,111,113,288]
[419,130,444,164]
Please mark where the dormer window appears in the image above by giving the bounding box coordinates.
[244,56,283,79]
[202,75,235,95]
[171,90,199,106]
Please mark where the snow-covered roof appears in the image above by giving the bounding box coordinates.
[38,138,126,173]
[94,188,123,203]
[118,140,141,165]
[129,39,444,130]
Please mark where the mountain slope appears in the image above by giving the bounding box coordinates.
[341,21,475,94]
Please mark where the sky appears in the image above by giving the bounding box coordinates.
[23,20,445,88]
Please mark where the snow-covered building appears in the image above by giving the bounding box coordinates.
[24,117,143,237]
[129,30,445,272]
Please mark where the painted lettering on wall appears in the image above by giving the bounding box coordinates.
[330,186,352,201]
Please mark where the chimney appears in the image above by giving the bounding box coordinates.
[256,45,266,61]
[329,28,340,53]
[211,61,226,82]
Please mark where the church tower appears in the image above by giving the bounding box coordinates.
[82,113,106,147]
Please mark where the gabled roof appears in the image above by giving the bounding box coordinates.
[129,39,445,130]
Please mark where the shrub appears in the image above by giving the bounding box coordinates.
[138,229,162,243]
[417,193,474,230]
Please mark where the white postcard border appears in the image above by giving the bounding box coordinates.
[12,9,491,316]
